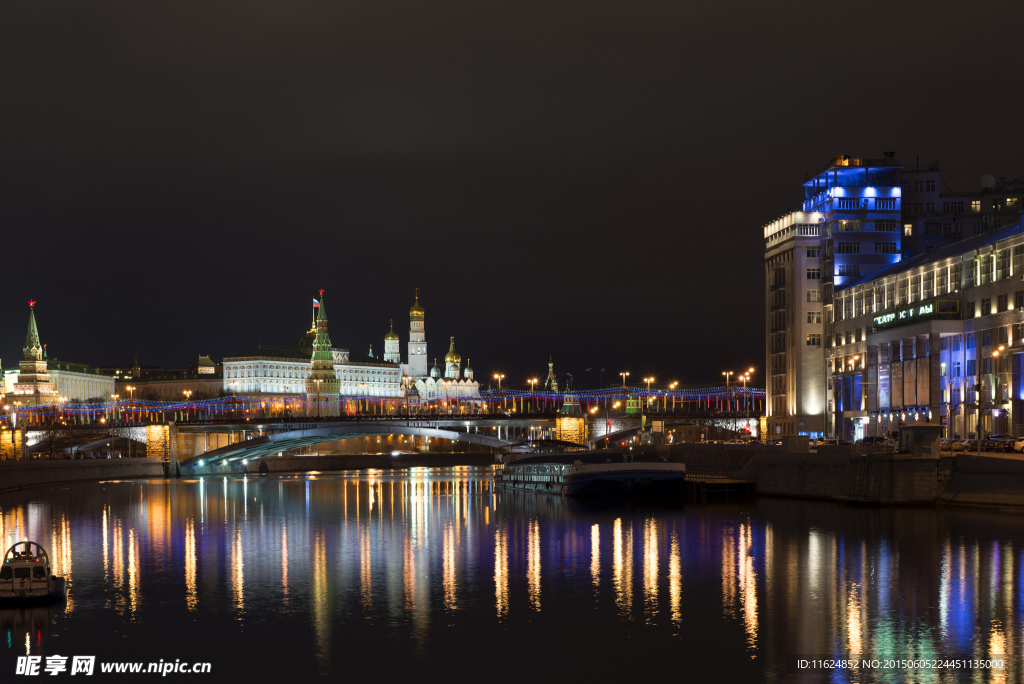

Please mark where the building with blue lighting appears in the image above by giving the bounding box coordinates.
[765,154,1024,439]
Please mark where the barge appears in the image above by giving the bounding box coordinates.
[496,451,686,496]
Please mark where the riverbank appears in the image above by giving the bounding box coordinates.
[0,458,166,494]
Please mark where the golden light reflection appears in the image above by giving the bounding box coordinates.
[590,523,600,589]
[669,532,682,625]
[443,520,457,611]
[311,528,329,669]
[231,524,244,615]
[494,528,508,618]
[361,526,373,611]
[613,518,633,617]
[112,518,124,615]
[642,517,659,621]
[50,514,73,613]
[721,525,736,615]
[184,517,197,611]
[846,584,862,658]
[527,518,541,611]
[989,620,1007,684]
[128,527,140,619]
[737,522,758,653]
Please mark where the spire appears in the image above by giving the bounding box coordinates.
[23,299,42,361]
[385,318,399,340]
[317,288,327,321]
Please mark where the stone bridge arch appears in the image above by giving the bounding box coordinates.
[180,423,509,472]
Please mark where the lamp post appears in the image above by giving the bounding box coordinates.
[314,379,323,418]
[528,378,538,413]
[359,383,367,416]
[183,390,192,422]
[493,373,505,413]
[619,371,629,388]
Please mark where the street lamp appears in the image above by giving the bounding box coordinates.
[183,390,192,421]
[619,371,629,389]
[126,385,135,424]
[493,373,505,392]
[722,371,734,392]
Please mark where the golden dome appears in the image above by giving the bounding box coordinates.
[444,336,461,364]
[384,318,399,341]
[409,290,425,317]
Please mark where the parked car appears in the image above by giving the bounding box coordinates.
[1013,438,1024,453]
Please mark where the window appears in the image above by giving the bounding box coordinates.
[951,336,961,352]
[967,332,976,349]
[997,249,1010,279]
[983,329,992,346]
[856,327,863,341]
[837,264,860,277]
[951,361,961,378]
[967,301,976,317]
[806,334,821,346]
[807,289,820,303]
[981,298,992,316]
[836,241,860,254]
[875,242,899,254]
[876,220,899,232]
[926,202,935,215]
[836,220,860,232]
[941,362,947,377]
[967,359,977,376]
[914,202,924,215]
[914,180,924,192]
[998,294,1008,312]
[904,224,912,236]
[971,200,981,213]
[806,268,820,279]
[806,247,821,258]
[982,357,992,374]
[927,180,936,192]
[807,311,822,324]
[1009,198,1020,210]
[998,326,1009,345]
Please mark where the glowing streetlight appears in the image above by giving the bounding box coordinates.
[619,371,629,388]
[722,371,733,391]
[183,390,192,421]
[644,376,655,393]
[493,373,505,392]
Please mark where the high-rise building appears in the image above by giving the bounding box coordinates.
[765,153,1024,438]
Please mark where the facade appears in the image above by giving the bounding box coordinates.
[765,154,1024,438]
[222,294,404,404]
[830,224,1024,441]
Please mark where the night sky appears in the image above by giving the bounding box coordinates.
[3,0,1024,390]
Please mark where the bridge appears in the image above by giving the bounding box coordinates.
[2,386,765,468]
[175,417,554,472]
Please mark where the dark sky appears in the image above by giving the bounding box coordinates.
[3,0,1024,390]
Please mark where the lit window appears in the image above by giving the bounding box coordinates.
[904,224,912,236]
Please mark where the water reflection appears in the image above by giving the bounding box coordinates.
[1,473,1024,680]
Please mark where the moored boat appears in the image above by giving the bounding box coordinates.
[0,541,67,605]
[496,450,685,496]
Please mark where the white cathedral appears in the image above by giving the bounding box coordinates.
[391,291,480,402]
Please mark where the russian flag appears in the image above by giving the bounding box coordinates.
[313,299,320,308]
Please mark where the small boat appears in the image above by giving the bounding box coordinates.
[496,450,686,496]
[0,541,67,605]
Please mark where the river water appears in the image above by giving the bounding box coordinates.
[1,467,1023,682]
